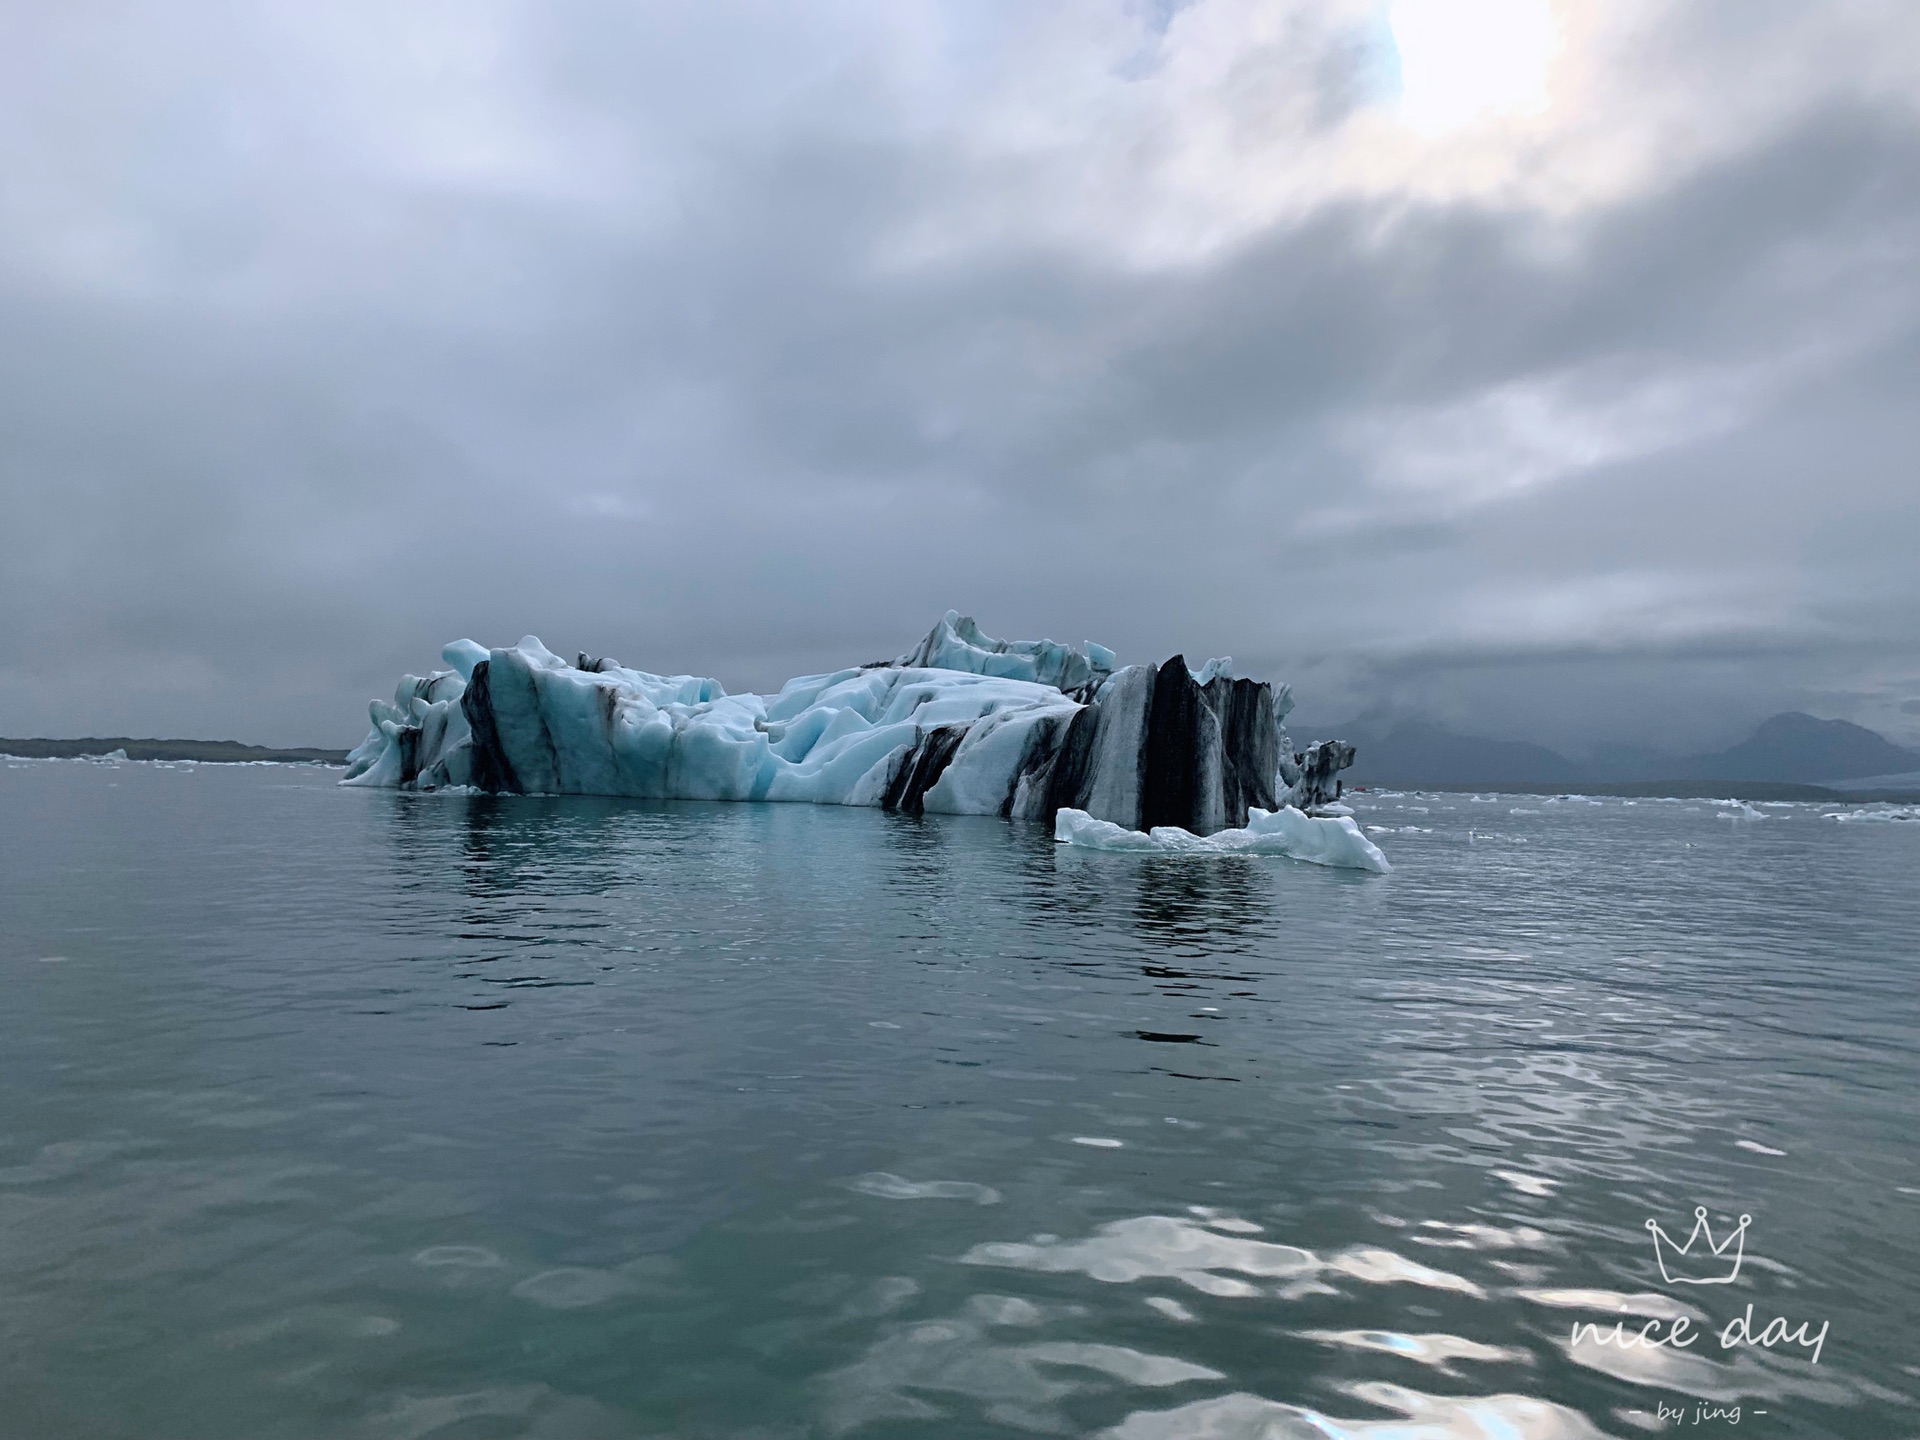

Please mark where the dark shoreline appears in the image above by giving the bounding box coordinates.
[1,737,348,765]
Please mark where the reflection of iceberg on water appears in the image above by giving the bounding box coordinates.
[343,612,1376,867]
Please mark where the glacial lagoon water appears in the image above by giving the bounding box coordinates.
[2,760,1916,1439]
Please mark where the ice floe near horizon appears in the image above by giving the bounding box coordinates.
[342,612,1375,863]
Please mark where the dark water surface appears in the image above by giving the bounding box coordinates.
[2,762,1916,1438]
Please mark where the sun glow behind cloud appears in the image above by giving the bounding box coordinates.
[1390,0,1559,132]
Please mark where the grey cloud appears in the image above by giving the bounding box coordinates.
[1,1,1915,751]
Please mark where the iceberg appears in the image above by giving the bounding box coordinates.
[1052,807,1391,873]
[342,612,1359,845]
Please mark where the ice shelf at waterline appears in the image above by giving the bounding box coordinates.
[342,612,1359,838]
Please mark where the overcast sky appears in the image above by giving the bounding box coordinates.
[2,0,1915,752]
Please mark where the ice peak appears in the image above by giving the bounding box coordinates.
[894,612,1116,695]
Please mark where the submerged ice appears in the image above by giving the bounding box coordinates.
[343,612,1364,859]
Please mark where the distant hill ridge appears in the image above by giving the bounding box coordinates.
[1307,711,1920,791]
[1684,712,1919,782]
[1,737,348,765]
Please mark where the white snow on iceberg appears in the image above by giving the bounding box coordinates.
[1053,807,1391,873]
[343,612,1373,865]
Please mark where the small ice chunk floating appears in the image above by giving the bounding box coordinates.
[343,612,1374,865]
[1052,806,1388,873]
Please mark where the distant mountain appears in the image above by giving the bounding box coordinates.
[1300,710,1919,790]
[1310,718,1582,788]
[1677,712,1920,783]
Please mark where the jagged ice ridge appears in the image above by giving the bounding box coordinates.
[342,613,1368,864]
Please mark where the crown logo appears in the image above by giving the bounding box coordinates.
[1646,1206,1750,1285]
